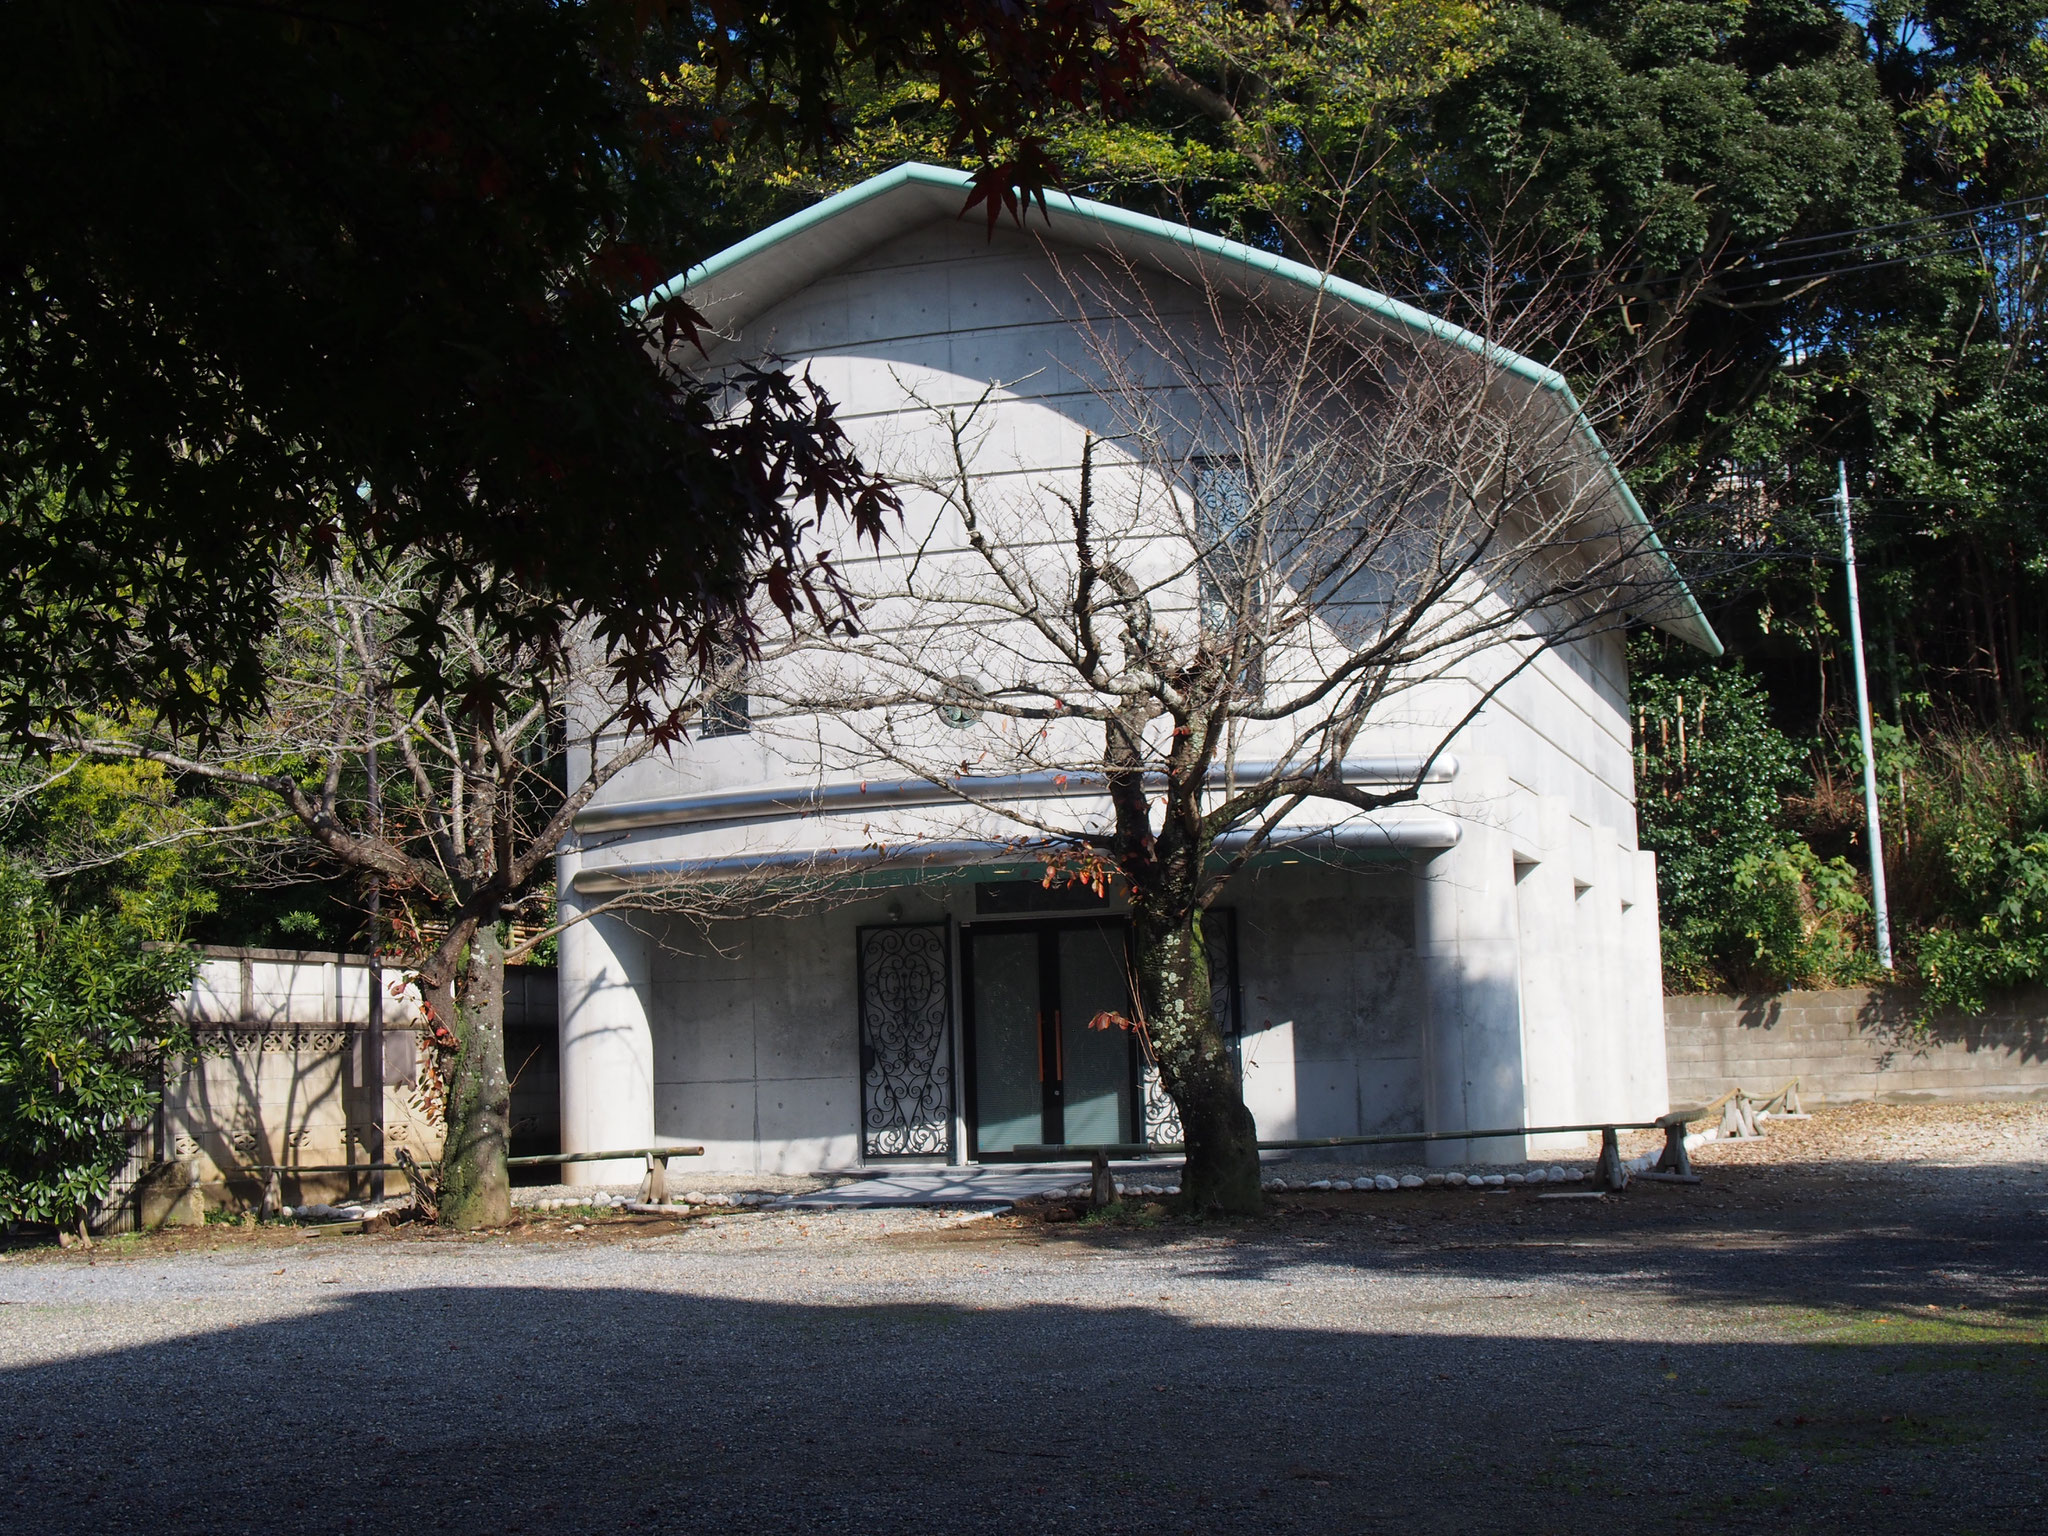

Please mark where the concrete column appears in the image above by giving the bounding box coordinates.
[1622,848,1671,1119]
[1415,769,1529,1165]
[556,863,656,1187]
[1573,824,1615,1123]
[1515,796,1582,1154]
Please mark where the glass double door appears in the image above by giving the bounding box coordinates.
[964,919,1138,1157]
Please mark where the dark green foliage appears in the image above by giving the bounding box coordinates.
[1432,1,1899,265]
[1636,660,1873,988]
[1646,703,2048,1004]
[1888,737,2048,1012]
[0,752,364,952]
[0,862,193,1226]
[0,1,1145,741]
[1917,833,2048,1012]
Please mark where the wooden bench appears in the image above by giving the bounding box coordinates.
[1021,1115,1712,1200]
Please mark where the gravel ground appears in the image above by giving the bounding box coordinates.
[3,1101,2044,1534]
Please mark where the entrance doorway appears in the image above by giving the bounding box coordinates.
[962,919,1138,1158]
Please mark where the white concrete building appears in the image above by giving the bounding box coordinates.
[556,163,1719,1182]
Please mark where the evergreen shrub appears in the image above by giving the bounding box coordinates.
[0,861,193,1227]
[1636,665,1874,991]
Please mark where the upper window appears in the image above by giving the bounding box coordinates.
[1193,458,1256,636]
[699,648,751,738]
[1190,458,1263,696]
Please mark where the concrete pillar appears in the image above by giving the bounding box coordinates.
[1415,769,1529,1165]
[1622,848,1671,1119]
[1572,823,1624,1123]
[556,862,656,1187]
[1514,796,1582,1154]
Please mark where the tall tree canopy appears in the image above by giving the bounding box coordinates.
[701,1,2048,733]
[670,1,2048,998]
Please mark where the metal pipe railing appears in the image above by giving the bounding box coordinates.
[243,1144,704,1175]
[1010,1117,1684,1160]
[505,1145,703,1167]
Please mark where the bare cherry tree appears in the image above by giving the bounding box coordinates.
[35,559,811,1228]
[747,245,1708,1212]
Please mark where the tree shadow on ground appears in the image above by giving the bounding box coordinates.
[1023,1158,2048,1322]
[4,1257,2044,1535]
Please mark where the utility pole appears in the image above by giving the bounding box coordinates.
[365,712,386,1200]
[1837,460,1894,970]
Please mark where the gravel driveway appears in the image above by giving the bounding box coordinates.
[2,1102,2043,1534]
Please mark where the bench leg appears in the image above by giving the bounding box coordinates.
[1656,1121,1693,1177]
[1090,1149,1117,1209]
[1597,1127,1627,1191]
[640,1155,669,1206]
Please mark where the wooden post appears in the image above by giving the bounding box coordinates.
[640,1154,670,1206]
[1089,1148,1117,1209]
[1655,1118,1693,1177]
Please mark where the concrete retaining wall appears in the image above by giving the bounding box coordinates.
[98,950,559,1228]
[1665,987,2048,1106]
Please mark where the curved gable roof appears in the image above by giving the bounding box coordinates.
[648,162,1720,656]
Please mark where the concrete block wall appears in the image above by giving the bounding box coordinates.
[166,1030,444,1212]
[157,949,437,1213]
[1665,987,2048,1106]
[108,950,555,1221]
[644,892,925,1174]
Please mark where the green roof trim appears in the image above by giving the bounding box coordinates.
[646,162,1721,656]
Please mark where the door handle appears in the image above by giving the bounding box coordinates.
[1053,1009,1063,1080]
[1036,1012,1045,1082]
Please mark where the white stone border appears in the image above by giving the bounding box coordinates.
[510,1145,1694,1214]
[1058,1151,1677,1200]
[526,1191,779,1213]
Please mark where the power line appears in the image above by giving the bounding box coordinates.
[1371,191,2048,306]
[1713,201,2046,289]
[1742,192,2046,256]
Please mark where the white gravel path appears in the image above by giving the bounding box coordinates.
[2,1103,2042,1533]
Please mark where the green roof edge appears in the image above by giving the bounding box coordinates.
[647,162,1722,657]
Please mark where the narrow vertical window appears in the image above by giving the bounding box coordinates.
[1193,457,1254,635]
[699,648,751,738]
[1191,456,1263,696]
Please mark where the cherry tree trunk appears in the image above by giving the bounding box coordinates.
[436,924,511,1229]
[1131,902,1263,1214]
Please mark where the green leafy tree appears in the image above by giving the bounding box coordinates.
[0,861,194,1232]
[1635,660,1872,988]
[41,556,806,1229]
[663,0,1494,254]
[1890,735,2048,1010]
[0,748,366,951]
[1726,841,1872,987]
[1917,834,2048,1012]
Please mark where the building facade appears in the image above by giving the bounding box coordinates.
[554,164,1717,1182]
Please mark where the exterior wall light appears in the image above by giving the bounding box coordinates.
[937,676,984,729]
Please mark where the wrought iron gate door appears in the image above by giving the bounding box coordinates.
[1140,908,1237,1146]
[857,923,956,1160]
